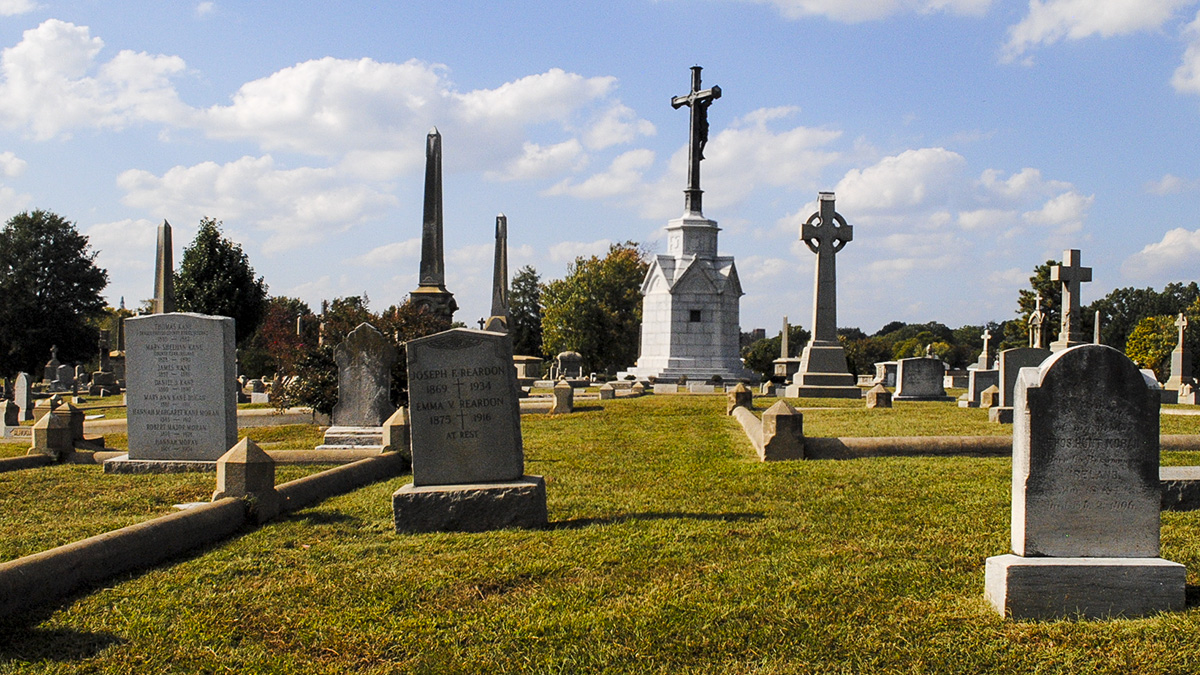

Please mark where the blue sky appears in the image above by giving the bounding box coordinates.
[0,1,1197,335]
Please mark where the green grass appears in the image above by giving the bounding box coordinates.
[1,396,1200,672]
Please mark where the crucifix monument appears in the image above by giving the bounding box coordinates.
[409,127,458,322]
[976,329,994,369]
[1049,249,1091,352]
[618,66,752,383]
[785,193,860,398]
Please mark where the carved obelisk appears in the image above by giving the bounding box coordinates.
[785,193,861,398]
[618,66,753,382]
[153,220,175,314]
[484,214,510,333]
[409,128,457,322]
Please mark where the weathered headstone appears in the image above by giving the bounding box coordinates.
[984,345,1185,619]
[1028,293,1046,349]
[0,400,17,436]
[893,357,951,400]
[759,400,804,461]
[13,372,32,421]
[631,381,646,396]
[555,352,583,379]
[1165,313,1193,393]
[332,323,397,427]
[394,328,545,532]
[727,382,752,413]
[599,383,616,400]
[113,313,238,469]
[979,384,1000,409]
[874,361,897,388]
[43,346,60,383]
[865,384,892,409]
[990,347,1051,424]
[29,410,71,459]
[975,329,994,369]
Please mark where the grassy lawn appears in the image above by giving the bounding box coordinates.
[1,396,1200,672]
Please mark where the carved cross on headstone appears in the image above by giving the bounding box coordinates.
[1178,313,1189,349]
[1050,249,1092,350]
[671,66,721,216]
[1028,293,1045,349]
[801,192,852,343]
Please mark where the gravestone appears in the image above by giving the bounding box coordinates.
[975,329,994,369]
[332,323,397,427]
[990,347,1052,423]
[394,328,545,532]
[984,345,1185,619]
[979,384,1000,409]
[212,438,280,523]
[43,346,60,383]
[773,315,803,379]
[1028,293,1047,349]
[551,379,574,414]
[893,358,951,400]
[958,369,998,408]
[653,382,678,395]
[49,363,74,393]
[1049,249,1092,352]
[109,313,238,470]
[631,382,646,396]
[874,361,897,388]
[408,128,458,321]
[484,214,510,333]
[1165,313,1193,393]
[727,382,752,413]
[599,383,615,400]
[865,384,892,409]
[555,352,583,379]
[13,373,32,421]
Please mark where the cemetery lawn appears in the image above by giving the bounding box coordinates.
[0,396,1198,673]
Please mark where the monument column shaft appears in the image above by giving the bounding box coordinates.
[490,214,509,318]
[811,250,837,342]
[419,129,445,287]
[153,220,174,314]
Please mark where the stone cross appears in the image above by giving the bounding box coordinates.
[489,213,509,323]
[1177,313,1189,348]
[780,315,789,359]
[801,192,852,343]
[153,220,175,314]
[1028,293,1045,349]
[1049,249,1091,350]
[671,65,721,216]
[979,329,993,368]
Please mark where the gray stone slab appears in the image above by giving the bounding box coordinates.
[103,454,218,473]
[893,358,950,400]
[997,347,1051,408]
[13,372,32,421]
[125,314,237,462]
[406,328,523,487]
[1160,465,1200,511]
[984,554,1185,620]
[393,476,547,532]
[687,382,716,393]
[332,323,397,427]
[1012,345,1161,558]
[964,369,998,407]
[653,383,679,394]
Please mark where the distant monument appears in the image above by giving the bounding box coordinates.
[772,316,802,380]
[1165,313,1193,393]
[1027,293,1046,349]
[483,214,509,333]
[1049,249,1091,352]
[785,193,860,398]
[153,220,175,314]
[408,128,457,322]
[618,66,752,383]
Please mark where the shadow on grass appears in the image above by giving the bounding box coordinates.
[551,511,764,530]
[1184,585,1200,608]
[282,510,362,525]
[0,624,124,662]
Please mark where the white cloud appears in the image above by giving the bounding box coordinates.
[0,0,37,16]
[0,20,189,139]
[1121,227,1200,278]
[1173,10,1200,94]
[195,2,215,17]
[988,267,1030,285]
[745,0,992,23]
[487,139,585,182]
[1022,190,1093,232]
[548,239,612,264]
[958,208,1016,230]
[1003,0,1195,63]
[1146,173,1199,194]
[546,149,655,200]
[833,147,967,213]
[85,218,158,270]
[0,184,30,219]
[0,150,25,177]
[582,103,655,150]
[979,167,1069,199]
[350,238,421,266]
[738,255,792,283]
[116,155,398,252]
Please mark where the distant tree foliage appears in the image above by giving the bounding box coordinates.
[0,210,108,377]
[741,324,810,380]
[509,265,543,357]
[1126,315,1178,381]
[239,296,312,378]
[1087,282,1199,352]
[174,217,268,344]
[540,242,649,374]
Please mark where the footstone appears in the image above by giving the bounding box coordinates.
[1161,466,1200,511]
[393,477,547,533]
[865,384,892,409]
[985,555,1185,620]
[599,383,615,400]
[653,383,678,395]
[893,358,951,401]
[317,426,384,450]
[122,314,237,463]
[727,382,752,413]
[979,385,1000,409]
[958,369,998,408]
[551,380,574,414]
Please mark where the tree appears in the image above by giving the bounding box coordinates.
[1126,315,1177,381]
[239,296,312,377]
[174,217,268,344]
[0,210,108,377]
[540,242,649,374]
[741,324,811,379]
[1088,282,1200,352]
[1002,260,1060,350]
[509,265,543,357]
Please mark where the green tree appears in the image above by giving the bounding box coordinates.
[741,324,811,379]
[0,210,108,377]
[540,242,649,374]
[239,296,312,377]
[1126,315,1177,381]
[1002,260,1061,350]
[174,217,268,344]
[1088,282,1200,352]
[509,265,543,357]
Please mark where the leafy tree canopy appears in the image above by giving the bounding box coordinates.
[0,210,108,377]
[509,265,543,357]
[741,324,811,379]
[174,217,268,344]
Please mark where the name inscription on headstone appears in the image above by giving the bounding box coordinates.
[410,364,508,442]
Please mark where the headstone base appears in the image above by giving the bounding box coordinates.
[892,394,954,401]
[984,554,1185,620]
[989,406,1014,424]
[316,426,384,451]
[1161,466,1200,511]
[103,454,217,474]
[783,383,862,399]
[393,476,547,533]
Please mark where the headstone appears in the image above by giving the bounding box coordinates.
[512,355,543,382]
[653,383,677,395]
[958,369,998,408]
[976,329,994,369]
[13,372,32,421]
[773,315,802,379]
[865,384,892,409]
[50,363,75,393]
[555,352,583,379]
[759,400,804,461]
[598,383,616,400]
[551,379,574,414]
[726,382,752,414]
[118,313,238,465]
[786,193,861,399]
[43,346,60,383]
[874,361,897,388]
[29,410,71,459]
[408,128,458,321]
[1049,249,1092,352]
[893,358,951,400]
[631,382,646,396]
[1,400,17,434]
[687,382,716,394]
[332,323,397,427]
[979,384,1000,409]
[212,438,280,523]
[984,345,1185,619]
[996,347,1052,408]
[247,378,265,394]
[1028,293,1046,349]
[394,328,546,532]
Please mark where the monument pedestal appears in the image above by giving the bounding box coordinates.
[985,554,1185,620]
[103,454,217,474]
[785,341,861,399]
[393,476,547,533]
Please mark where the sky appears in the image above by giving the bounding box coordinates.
[0,0,1197,336]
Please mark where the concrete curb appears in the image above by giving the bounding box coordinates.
[0,454,56,473]
[277,451,411,513]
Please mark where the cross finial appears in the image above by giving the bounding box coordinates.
[671,65,721,216]
[1050,249,1092,349]
[1178,313,1189,344]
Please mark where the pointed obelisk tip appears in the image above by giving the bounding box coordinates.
[428,126,439,136]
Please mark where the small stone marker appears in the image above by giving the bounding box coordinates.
[394,328,546,532]
[760,400,804,461]
[979,384,1000,409]
[332,323,397,427]
[599,383,616,400]
[727,382,752,414]
[14,372,32,421]
[893,357,951,400]
[212,438,280,522]
[984,345,1185,619]
[631,382,645,396]
[551,380,574,414]
[865,384,892,409]
[1,400,16,427]
[29,411,71,459]
[653,383,677,395]
[116,313,238,468]
[959,369,999,408]
[382,406,411,461]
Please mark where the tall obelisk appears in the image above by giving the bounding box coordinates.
[409,128,457,322]
[484,214,509,333]
[153,220,175,314]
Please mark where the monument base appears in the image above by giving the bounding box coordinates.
[103,454,217,474]
[989,406,1014,424]
[393,476,547,533]
[1161,466,1200,511]
[984,554,1185,620]
[786,341,860,399]
[783,383,862,399]
[316,426,384,451]
[892,394,955,401]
